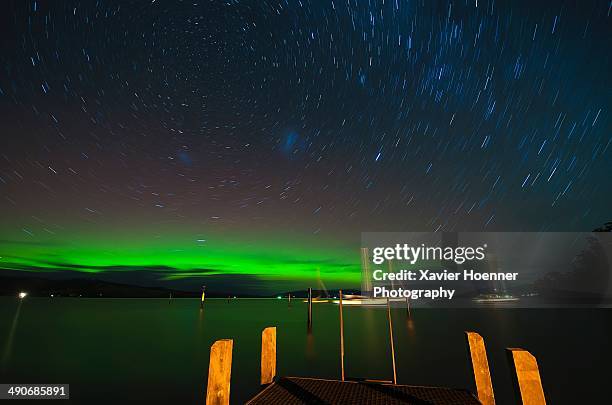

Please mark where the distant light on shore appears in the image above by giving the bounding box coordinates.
[18,292,27,299]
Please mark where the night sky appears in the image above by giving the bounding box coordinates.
[0,0,610,294]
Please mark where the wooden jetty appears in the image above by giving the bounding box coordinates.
[203,295,546,404]
[246,377,480,404]
[204,328,546,404]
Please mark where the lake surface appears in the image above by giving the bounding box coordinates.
[1,298,610,404]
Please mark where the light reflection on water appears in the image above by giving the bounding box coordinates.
[1,300,22,372]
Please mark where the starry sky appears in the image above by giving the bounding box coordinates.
[0,0,610,294]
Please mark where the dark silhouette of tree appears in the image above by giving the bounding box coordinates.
[593,221,612,232]
[535,223,611,302]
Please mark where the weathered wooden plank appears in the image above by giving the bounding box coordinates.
[506,348,546,405]
[205,339,233,405]
[465,331,495,405]
[261,327,277,385]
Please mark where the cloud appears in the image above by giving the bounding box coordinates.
[0,259,218,277]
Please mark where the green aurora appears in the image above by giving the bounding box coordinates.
[0,227,361,289]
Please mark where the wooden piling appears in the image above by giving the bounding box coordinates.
[261,327,277,385]
[339,290,345,381]
[307,288,313,328]
[205,339,233,405]
[386,297,397,385]
[405,296,411,318]
[506,348,546,405]
[465,331,495,405]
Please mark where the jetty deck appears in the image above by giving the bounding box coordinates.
[246,376,481,404]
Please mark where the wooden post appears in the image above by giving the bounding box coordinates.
[261,327,276,385]
[405,296,411,318]
[205,339,233,405]
[339,290,345,381]
[307,288,313,328]
[386,297,397,384]
[465,331,495,405]
[506,348,546,405]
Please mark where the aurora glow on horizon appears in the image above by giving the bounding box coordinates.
[0,1,610,294]
[0,228,360,285]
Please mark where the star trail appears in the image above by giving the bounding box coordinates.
[0,0,610,292]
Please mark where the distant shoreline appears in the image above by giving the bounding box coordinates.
[0,275,344,299]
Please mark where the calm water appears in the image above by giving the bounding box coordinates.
[0,298,610,404]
